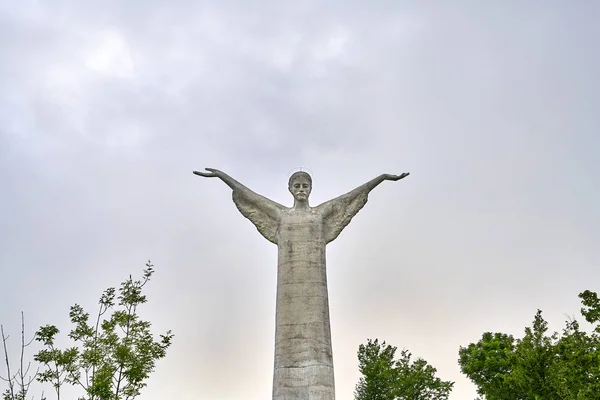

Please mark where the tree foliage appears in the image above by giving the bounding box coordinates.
[459,291,600,400]
[34,262,173,400]
[355,338,453,400]
[2,261,172,400]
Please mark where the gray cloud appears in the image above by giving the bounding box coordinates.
[1,1,599,399]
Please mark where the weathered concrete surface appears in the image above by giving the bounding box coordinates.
[192,168,409,400]
[273,208,334,399]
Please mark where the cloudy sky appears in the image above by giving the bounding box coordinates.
[1,1,599,399]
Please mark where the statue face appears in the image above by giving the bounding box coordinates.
[289,176,312,201]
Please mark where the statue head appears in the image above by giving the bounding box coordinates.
[288,171,312,202]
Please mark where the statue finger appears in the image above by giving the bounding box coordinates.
[193,171,212,177]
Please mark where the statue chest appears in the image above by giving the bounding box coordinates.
[277,209,327,280]
[277,210,326,265]
[277,209,324,243]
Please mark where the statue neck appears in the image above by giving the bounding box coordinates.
[293,199,311,210]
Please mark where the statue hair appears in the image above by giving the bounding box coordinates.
[288,171,312,187]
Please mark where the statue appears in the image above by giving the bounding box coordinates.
[193,168,410,400]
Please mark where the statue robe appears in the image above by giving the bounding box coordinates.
[232,185,370,400]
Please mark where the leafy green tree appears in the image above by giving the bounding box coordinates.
[33,261,173,400]
[508,310,559,400]
[457,332,517,400]
[355,338,453,400]
[580,290,600,330]
[546,290,600,399]
[547,318,598,399]
[459,291,600,400]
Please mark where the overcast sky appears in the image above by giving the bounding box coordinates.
[1,1,599,399]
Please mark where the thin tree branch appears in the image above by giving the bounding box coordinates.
[114,277,136,399]
[19,311,29,399]
[1,324,16,400]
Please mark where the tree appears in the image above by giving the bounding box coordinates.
[35,261,173,400]
[1,313,43,400]
[508,310,559,399]
[547,318,598,399]
[546,290,600,399]
[459,291,600,400]
[355,338,454,400]
[2,261,173,400]
[457,332,517,400]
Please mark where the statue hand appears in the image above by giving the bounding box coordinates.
[385,172,410,181]
[193,167,224,178]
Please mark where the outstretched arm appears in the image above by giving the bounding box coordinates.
[316,172,409,243]
[362,172,410,191]
[193,168,284,221]
[194,168,246,191]
[319,172,409,216]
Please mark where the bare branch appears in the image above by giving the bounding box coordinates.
[20,311,30,399]
[1,324,16,400]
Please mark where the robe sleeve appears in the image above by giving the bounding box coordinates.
[232,188,285,245]
[317,186,370,244]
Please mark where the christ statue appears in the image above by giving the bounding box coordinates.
[193,168,410,400]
